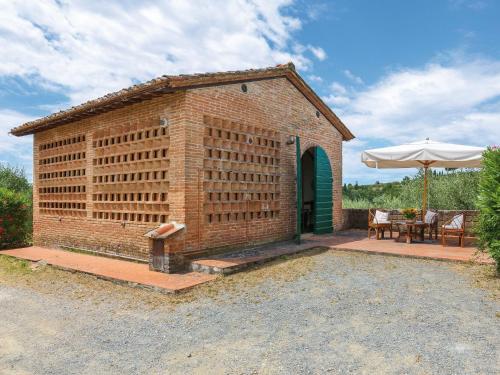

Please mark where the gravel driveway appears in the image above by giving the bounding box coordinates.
[0,249,498,375]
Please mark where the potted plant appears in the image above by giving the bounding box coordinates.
[401,208,418,223]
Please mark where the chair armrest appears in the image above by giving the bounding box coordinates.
[368,208,375,224]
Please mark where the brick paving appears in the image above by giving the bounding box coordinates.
[324,230,493,265]
[191,230,493,274]
[0,246,216,293]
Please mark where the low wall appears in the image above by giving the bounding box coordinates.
[342,208,479,235]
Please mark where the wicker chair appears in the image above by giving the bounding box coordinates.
[368,209,393,240]
[441,212,466,247]
[423,209,439,240]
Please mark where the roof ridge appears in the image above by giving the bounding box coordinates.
[10,62,354,140]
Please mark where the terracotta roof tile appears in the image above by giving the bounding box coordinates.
[10,63,354,140]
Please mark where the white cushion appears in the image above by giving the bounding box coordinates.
[424,211,438,224]
[374,210,389,224]
[444,214,464,229]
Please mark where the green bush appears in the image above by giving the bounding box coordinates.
[0,165,31,193]
[476,147,500,274]
[342,198,372,209]
[343,169,479,210]
[0,187,32,248]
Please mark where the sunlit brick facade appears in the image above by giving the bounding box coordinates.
[12,64,353,271]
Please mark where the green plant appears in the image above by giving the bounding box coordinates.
[342,198,372,209]
[0,187,32,248]
[343,169,479,210]
[475,147,500,275]
[401,207,418,220]
[0,165,31,193]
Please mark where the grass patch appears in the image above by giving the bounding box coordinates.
[452,263,500,300]
[0,254,32,277]
[0,247,327,311]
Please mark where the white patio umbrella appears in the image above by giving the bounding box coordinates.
[361,139,485,214]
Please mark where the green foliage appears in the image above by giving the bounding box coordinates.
[0,165,32,193]
[475,147,500,272]
[343,198,372,209]
[0,164,32,248]
[343,169,480,210]
[0,187,32,248]
[343,181,402,203]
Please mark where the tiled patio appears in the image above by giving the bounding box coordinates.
[320,230,493,265]
[0,230,493,292]
[191,230,493,274]
[0,246,217,293]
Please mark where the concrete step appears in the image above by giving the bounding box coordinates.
[189,238,328,275]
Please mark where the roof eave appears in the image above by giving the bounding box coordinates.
[10,64,355,141]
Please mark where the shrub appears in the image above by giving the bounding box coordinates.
[343,169,479,210]
[476,147,500,274]
[0,165,31,193]
[0,187,32,248]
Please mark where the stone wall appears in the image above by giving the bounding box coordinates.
[342,208,479,235]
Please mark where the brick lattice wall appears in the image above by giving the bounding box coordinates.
[203,115,281,225]
[38,135,87,217]
[91,123,170,223]
[32,78,345,261]
[33,93,184,260]
[181,77,343,256]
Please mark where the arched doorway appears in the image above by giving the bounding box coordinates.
[300,146,333,234]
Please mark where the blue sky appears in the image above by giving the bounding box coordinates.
[0,0,499,184]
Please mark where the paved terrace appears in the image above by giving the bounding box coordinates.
[0,247,216,293]
[0,230,493,292]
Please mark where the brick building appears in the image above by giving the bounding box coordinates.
[11,63,354,272]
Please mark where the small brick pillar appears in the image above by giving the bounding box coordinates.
[149,238,184,273]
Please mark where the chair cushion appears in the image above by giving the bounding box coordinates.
[443,214,464,229]
[424,211,438,224]
[374,210,389,224]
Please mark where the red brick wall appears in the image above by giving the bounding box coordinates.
[32,77,345,261]
[180,77,343,256]
[33,93,186,260]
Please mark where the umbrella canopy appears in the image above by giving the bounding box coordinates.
[361,139,485,169]
[361,139,485,214]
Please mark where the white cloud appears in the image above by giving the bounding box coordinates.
[0,109,34,177]
[0,0,325,105]
[0,0,329,181]
[339,56,500,183]
[448,0,487,10]
[322,82,350,109]
[324,94,350,106]
[307,74,323,83]
[343,69,364,85]
[343,58,500,145]
[330,82,347,95]
[307,45,327,61]
[0,109,33,150]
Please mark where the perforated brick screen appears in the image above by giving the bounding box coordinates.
[203,115,281,224]
[91,122,170,223]
[38,135,87,217]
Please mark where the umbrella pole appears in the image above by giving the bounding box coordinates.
[422,165,428,218]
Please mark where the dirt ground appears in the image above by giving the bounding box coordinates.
[0,249,498,374]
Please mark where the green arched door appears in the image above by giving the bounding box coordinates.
[313,147,333,234]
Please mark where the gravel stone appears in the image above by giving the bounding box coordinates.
[0,251,498,374]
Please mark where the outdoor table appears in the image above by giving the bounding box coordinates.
[393,221,428,244]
